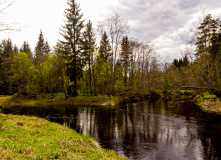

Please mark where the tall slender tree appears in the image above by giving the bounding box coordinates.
[82,20,96,95]
[120,36,132,88]
[59,0,84,96]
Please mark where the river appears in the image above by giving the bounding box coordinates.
[2,99,221,160]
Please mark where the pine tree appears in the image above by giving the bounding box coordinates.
[182,55,189,66]
[59,0,84,96]
[120,36,132,87]
[82,20,96,95]
[195,14,219,58]
[34,30,45,64]
[13,45,19,55]
[43,39,51,55]
[0,39,16,94]
[99,31,111,62]
[20,41,32,60]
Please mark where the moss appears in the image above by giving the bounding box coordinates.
[0,113,127,159]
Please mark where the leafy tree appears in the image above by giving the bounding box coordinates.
[94,56,111,95]
[98,13,128,95]
[59,0,84,96]
[12,52,31,94]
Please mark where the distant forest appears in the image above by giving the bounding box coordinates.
[1,0,221,97]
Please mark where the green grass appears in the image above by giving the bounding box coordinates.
[0,95,12,106]
[203,94,217,99]
[0,113,127,160]
[1,93,120,106]
[195,92,221,114]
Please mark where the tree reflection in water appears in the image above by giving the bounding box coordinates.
[3,100,221,160]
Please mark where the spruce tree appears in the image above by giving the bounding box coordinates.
[43,39,51,55]
[82,20,96,95]
[20,41,32,60]
[0,39,16,94]
[120,36,132,87]
[59,0,84,96]
[99,31,111,62]
[34,30,45,64]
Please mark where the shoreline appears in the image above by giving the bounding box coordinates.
[1,91,221,114]
[0,113,127,159]
[0,94,119,107]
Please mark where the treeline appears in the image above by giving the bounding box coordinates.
[1,0,221,97]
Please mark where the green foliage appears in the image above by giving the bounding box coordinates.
[94,57,111,95]
[12,52,31,94]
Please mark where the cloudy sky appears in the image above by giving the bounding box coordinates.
[2,0,221,61]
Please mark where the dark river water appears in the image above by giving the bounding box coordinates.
[2,99,221,160]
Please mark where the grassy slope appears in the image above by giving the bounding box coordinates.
[0,113,127,160]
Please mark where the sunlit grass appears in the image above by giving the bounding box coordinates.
[0,113,127,159]
[2,93,120,106]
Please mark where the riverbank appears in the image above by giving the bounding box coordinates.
[1,91,221,114]
[194,92,221,114]
[0,113,127,159]
[0,93,119,107]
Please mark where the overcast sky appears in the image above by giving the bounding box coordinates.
[2,0,221,61]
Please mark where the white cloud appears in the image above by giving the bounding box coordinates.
[1,0,221,60]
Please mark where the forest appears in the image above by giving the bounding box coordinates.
[1,0,221,98]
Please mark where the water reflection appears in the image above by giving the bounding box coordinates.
[2,100,221,160]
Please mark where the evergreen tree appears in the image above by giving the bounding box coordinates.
[34,30,46,64]
[20,41,32,60]
[99,31,111,62]
[173,59,179,67]
[0,39,16,94]
[195,14,218,58]
[82,20,96,95]
[182,55,189,66]
[13,45,19,55]
[43,39,51,55]
[59,0,84,96]
[120,36,132,87]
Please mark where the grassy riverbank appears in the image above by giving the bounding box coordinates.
[195,92,221,114]
[0,93,119,107]
[2,91,221,114]
[0,113,127,159]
